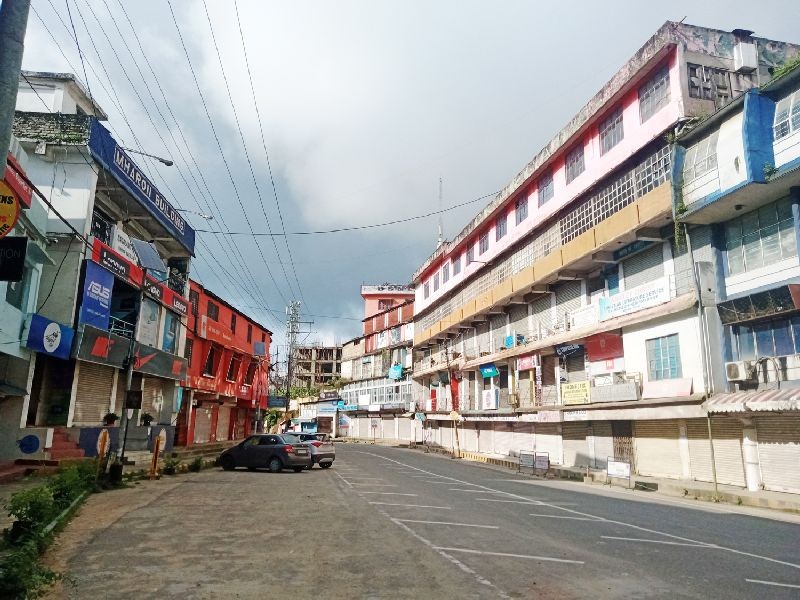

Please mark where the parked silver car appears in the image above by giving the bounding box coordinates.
[282,432,335,468]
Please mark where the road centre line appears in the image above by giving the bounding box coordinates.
[355,450,800,571]
[745,579,800,589]
[449,488,504,494]
[600,536,712,548]
[529,514,604,521]
[476,498,540,505]
[395,519,499,529]
[350,483,397,487]
[434,547,584,565]
[369,502,452,510]
[358,491,418,496]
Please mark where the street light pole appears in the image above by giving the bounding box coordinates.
[120,146,174,167]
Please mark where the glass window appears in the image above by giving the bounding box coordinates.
[5,265,32,311]
[645,334,682,380]
[230,313,237,332]
[207,301,219,321]
[479,232,489,255]
[538,171,554,206]
[773,90,800,140]
[565,144,585,184]
[773,319,794,356]
[184,338,194,367]
[423,282,430,299]
[495,214,507,241]
[754,322,774,357]
[638,66,670,122]
[227,354,241,381]
[735,324,756,361]
[725,198,797,275]
[189,290,199,316]
[682,131,719,184]
[247,324,252,343]
[162,310,179,354]
[441,262,449,284]
[466,245,475,264]
[433,272,440,292]
[515,197,528,224]
[203,346,218,376]
[599,107,624,155]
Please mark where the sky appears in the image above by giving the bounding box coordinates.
[19,0,800,348]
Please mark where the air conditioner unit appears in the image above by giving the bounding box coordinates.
[725,361,754,382]
[783,354,800,370]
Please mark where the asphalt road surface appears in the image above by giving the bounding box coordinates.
[44,443,800,599]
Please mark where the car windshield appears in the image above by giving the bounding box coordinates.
[280,434,301,443]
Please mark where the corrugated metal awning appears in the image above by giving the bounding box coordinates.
[703,389,800,414]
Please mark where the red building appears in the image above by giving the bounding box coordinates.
[176,280,272,446]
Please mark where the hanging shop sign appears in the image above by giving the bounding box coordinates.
[0,236,27,281]
[79,260,114,330]
[88,120,195,254]
[319,390,339,400]
[388,364,404,380]
[5,154,33,208]
[598,276,670,321]
[23,314,75,360]
[0,181,21,240]
[111,226,139,263]
[561,380,591,405]
[479,363,499,378]
[554,343,583,358]
[516,354,539,371]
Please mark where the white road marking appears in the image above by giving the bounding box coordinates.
[434,547,584,564]
[601,536,711,548]
[529,514,604,521]
[395,519,499,529]
[333,471,352,487]
[449,488,503,494]
[369,502,452,510]
[350,483,397,487]
[477,498,540,505]
[745,579,800,589]
[358,491,418,497]
[353,450,800,571]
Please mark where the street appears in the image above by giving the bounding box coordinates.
[45,444,800,599]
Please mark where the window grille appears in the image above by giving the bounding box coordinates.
[565,145,585,184]
[599,107,624,155]
[638,66,670,122]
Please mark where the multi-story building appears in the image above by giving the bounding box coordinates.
[292,344,342,388]
[409,23,800,486]
[177,280,271,446]
[12,71,194,459]
[670,60,800,494]
[339,284,415,438]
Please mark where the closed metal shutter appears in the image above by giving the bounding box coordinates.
[234,409,246,439]
[509,304,529,339]
[512,423,534,455]
[477,423,493,453]
[142,378,163,419]
[461,423,478,452]
[670,237,694,296]
[493,423,513,457]
[565,352,586,383]
[534,424,561,464]
[531,295,552,338]
[518,370,532,406]
[562,422,589,467]
[623,244,664,290]
[381,416,396,439]
[756,416,800,494]
[687,418,746,486]
[687,419,713,482]
[554,281,582,328]
[592,422,614,469]
[216,406,231,441]
[398,417,412,440]
[73,362,115,426]
[476,323,490,355]
[440,422,453,449]
[690,225,713,263]
[634,420,682,478]
[193,407,213,443]
[358,417,369,438]
[490,314,508,352]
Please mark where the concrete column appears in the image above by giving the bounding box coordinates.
[66,361,80,428]
[677,420,691,479]
[587,425,596,468]
[742,425,762,492]
[556,423,563,465]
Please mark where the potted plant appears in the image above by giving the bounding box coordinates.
[103,412,119,426]
[140,412,154,427]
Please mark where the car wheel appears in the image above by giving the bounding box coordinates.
[292,466,304,473]
[305,464,313,470]
[320,462,332,469]
[267,457,283,473]
[220,455,236,471]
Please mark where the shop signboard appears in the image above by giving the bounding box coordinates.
[517,354,539,371]
[79,261,114,330]
[4,154,32,208]
[318,402,338,413]
[24,314,74,360]
[585,332,624,361]
[133,342,187,380]
[0,236,27,281]
[554,343,583,357]
[563,410,588,421]
[319,390,339,400]
[598,277,670,322]
[607,459,631,479]
[613,239,652,262]
[561,380,591,405]
[267,395,286,408]
[340,404,359,412]
[111,227,139,263]
[479,363,499,378]
[199,315,248,353]
[0,181,21,240]
[388,364,403,380]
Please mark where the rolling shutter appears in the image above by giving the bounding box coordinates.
[142,378,163,418]
[634,420,682,478]
[490,314,508,352]
[440,422,453,449]
[382,416,396,440]
[534,424,561,464]
[216,406,231,441]
[756,416,800,494]
[193,407,213,444]
[493,423,514,457]
[531,295,552,338]
[623,243,663,291]
[73,362,115,426]
[358,417,370,438]
[512,423,534,455]
[592,422,614,469]
[509,304,529,339]
[476,323,490,355]
[461,424,478,452]
[554,281,582,327]
[477,423,493,453]
[687,418,746,486]
[562,422,589,467]
[687,419,713,482]
[233,409,247,439]
[398,417,412,440]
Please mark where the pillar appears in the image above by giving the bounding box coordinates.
[741,421,762,492]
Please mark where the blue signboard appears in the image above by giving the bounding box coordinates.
[79,261,113,330]
[25,314,75,360]
[388,364,403,380]
[268,395,287,408]
[479,363,499,378]
[612,239,653,262]
[88,120,195,254]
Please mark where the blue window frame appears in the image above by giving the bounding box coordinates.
[646,334,681,380]
[733,316,800,360]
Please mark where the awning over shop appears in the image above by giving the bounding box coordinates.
[703,389,800,413]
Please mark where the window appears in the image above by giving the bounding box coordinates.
[244,360,258,385]
[261,332,266,342]
[774,90,800,140]
[452,255,461,275]
[184,338,194,367]
[646,334,682,380]
[441,262,449,284]
[466,245,475,265]
[495,214,507,241]
[189,290,199,316]
[423,282,430,299]
[247,323,253,343]
[90,210,114,245]
[479,232,489,255]
[230,313,237,332]
[639,66,670,122]
[515,197,528,224]
[538,171,554,206]
[5,265,31,310]
[378,299,394,311]
[682,131,719,184]
[687,63,735,107]
[227,354,242,381]
[207,301,219,321]
[203,346,218,376]
[725,198,796,275]
[162,311,179,354]
[599,107,624,155]
[565,144,585,184]
[733,316,800,360]
[433,272,440,292]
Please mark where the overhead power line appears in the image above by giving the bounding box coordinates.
[194,191,500,237]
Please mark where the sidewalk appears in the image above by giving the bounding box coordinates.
[339,437,800,514]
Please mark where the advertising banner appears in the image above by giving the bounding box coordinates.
[585,332,624,361]
[598,277,670,321]
[111,227,139,263]
[79,261,114,330]
[561,380,591,405]
[199,315,247,353]
[517,354,539,371]
[0,181,21,240]
[24,314,74,360]
[5,154,33,208]
[0,236,27,281]
[388,364,403,380]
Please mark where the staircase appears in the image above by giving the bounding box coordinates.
[48,428,86,460]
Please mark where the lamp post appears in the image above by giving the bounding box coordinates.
[176,209,214,220]
[120,147,174,167]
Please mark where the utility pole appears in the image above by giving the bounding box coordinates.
[0,0,31,179]
[284,300,301,422]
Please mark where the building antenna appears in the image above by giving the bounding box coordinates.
[436,177,444,249]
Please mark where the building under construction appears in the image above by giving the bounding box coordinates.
[292,345,343,388]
